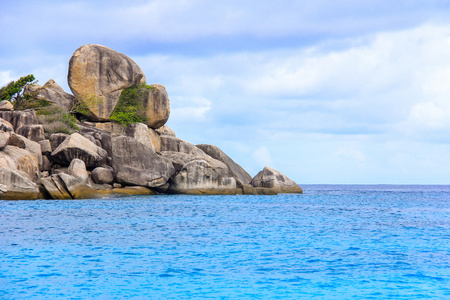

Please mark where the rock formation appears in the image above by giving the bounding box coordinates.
[68,44,146,121]
[0,44,302,200]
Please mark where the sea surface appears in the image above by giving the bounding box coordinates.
[1,185,449,299]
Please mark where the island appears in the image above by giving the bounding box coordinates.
[0,44,302,200]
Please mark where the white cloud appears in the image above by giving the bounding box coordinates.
[252,146,273,168]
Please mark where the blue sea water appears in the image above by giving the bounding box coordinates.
[1,185,449,299]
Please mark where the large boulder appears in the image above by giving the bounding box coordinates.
[168,159,238,195]
[51,133,107,168]
[0,146,40,182]
[160,135,206,157]
[157,125,176,137]
[111,135,175,188]
[0,167,39,200]
[250,166,303,194]
[0,110,39,131]
[24,79,74,113]
[68,44,146,121]
[197,144,252,185]
[142,84,170,129]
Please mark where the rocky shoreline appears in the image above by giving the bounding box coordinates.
[0,44,302,200]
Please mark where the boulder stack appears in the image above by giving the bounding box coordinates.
[0,44,303,200]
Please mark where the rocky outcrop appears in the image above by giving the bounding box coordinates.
[68,44,146,121]
[251,167,303,194]
[0,110,39,131]
[111,135,175,189]
[24,79,74,113]
[0,167,39,200]
[143,84,170,129]
[168,159,238,195]
[51,133,107,168]
[197,144,252,185]
[1,44,303,200]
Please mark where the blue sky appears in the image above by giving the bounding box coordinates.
[2,0,450,184]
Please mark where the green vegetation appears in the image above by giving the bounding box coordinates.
[36,106,79,137]
[109,82,153,125]
[0,74,36,102]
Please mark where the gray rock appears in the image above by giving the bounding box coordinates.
[125,123,155,151]
[7,133,43,169]
[67,159,90,184]
[250,166,303,194]
[0,131,10,149]
[40,175,71,199]
[157,125,176,137]
[50,133,69,151]
[58,173,98,199]
[0,110,39,132]
[24,79,74,113]
[51,133,107,168]
[68,44,146,121]
[111,135,175,188]
[0,100,13,111]
[16,124,45,142]
[41,156,52,172]
[38,139,52,155]
[0,117,15,133]
[143,84,170,129]
[91,167,114,184]
[0,166,39,200]
[161,151,228,176]
[197,144,252,185]
[160,135,206,157]
[168,159,238,195]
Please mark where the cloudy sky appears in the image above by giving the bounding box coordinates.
[2,0,450,184]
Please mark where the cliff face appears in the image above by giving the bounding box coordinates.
[0,44,302,199]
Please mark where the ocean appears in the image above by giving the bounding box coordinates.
[1,185,449,299]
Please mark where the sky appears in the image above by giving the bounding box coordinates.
[2,0,450,184]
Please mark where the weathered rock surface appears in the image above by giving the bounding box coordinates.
[24,79,74,112]
[0,131,10,149]
[68,44,146,121]
[0,100,13,111]
[38,139,52,156]
[51,133,107,168]
[0,167,39,200]
[125,123,156,151]
[17,124,45,142]
[161,151,228,176]
[0,118,14,133]
[157,125,176,137]
[168,159,238,195]
[142,84,170,129]
[50,133,69,151]
[0,110,39,131]
[7,133,43,168]
[197,144,252,185]
[67,159,90,184]
[91,167,114,184]
[0,146,40,182]
[161,135,206,157]
[111,135,175,188]
[250,166,302,194]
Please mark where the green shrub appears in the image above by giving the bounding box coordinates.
[109,83,153,125]
[0,74,36,102]
[37,106,79,137]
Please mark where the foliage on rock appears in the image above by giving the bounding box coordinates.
[0,74,36,103]
[109,83,154,125]
[36,106,79,137]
